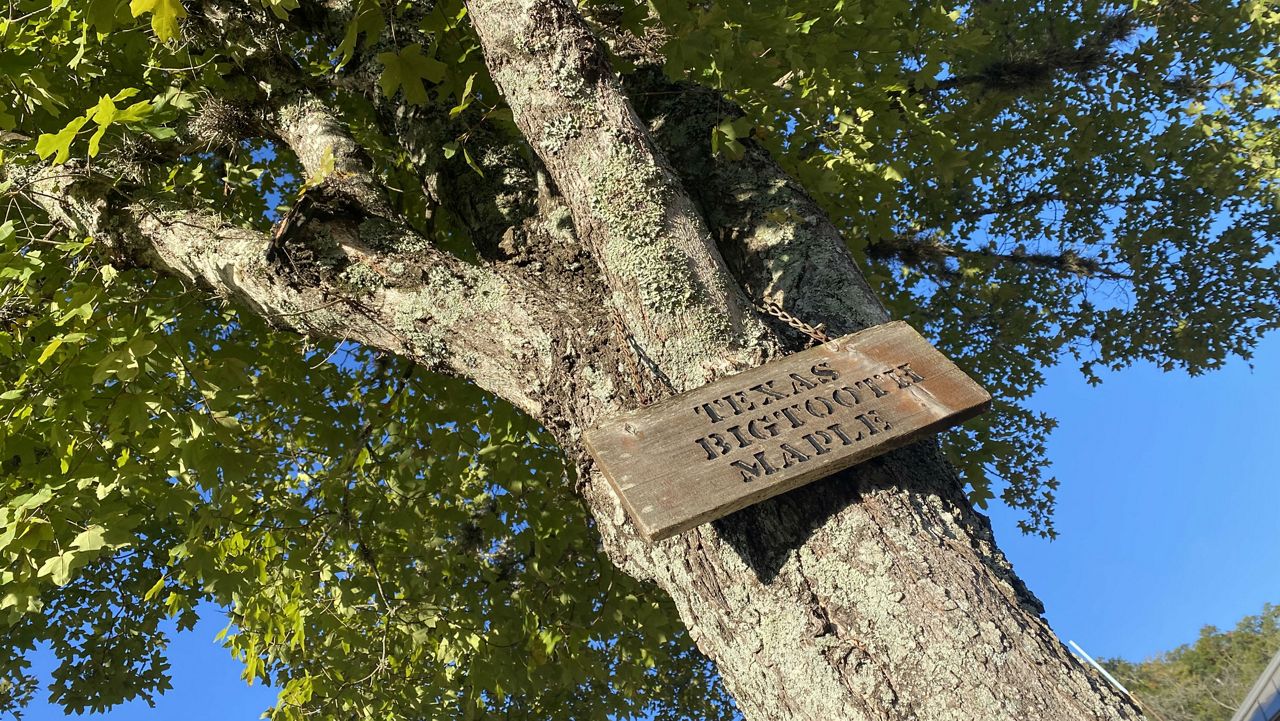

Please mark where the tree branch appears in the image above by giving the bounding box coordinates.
[627,71,890,341]
[465,0,775,391]
[921,13,1137,96]
[868,230,1133,281]
[13,165,561,416]
[272,96,393,218]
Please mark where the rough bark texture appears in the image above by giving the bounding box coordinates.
[15,0,1148,718]
[466,0,776,393]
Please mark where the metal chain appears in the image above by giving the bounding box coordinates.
[755,300,831,345]
[611,310,656,405]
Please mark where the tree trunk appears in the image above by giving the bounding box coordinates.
[17,0,1146,718]
[459,3,1143,719]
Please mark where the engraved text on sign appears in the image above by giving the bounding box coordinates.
[583,321,991,541]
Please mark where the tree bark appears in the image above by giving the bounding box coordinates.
[14,0,1147,718]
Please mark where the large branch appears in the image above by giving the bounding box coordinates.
[465,0,775,394]
[626,72,890,339]
[16,164,559,416]
[274,96,394,219]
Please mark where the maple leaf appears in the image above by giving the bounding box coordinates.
[129,0,186,42]
[377,44,446,106]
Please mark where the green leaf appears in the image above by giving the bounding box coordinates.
[131,338,157,357]
[449,74,477,118]
[70,525,108,553]
[82,91,152,156]
[377,44,446,106]
[462,146,484,177]
[712,118,751,161]
[301,146,337,189]
[87,0,121,32]
[36,552,76,586]
[87,95,117,157]
[36,116,90,164]
[37,337,63,365]
[259,0,299,20]
[143,575,167,601]
[336,0,384,66]
[129,0,186,42]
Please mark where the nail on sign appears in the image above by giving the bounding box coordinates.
[583,321,991,541]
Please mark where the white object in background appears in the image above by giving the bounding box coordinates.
[1068,640,1132,697]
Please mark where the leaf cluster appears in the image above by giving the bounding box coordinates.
[0,233,732,719]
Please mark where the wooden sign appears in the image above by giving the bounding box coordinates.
[584,321,991,541]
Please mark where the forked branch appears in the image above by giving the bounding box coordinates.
[465,0,776,391]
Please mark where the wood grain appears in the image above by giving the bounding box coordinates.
[583,321,991,541]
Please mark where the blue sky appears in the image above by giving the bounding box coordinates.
[18,332,1280,719]
[988,330,1280,662]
